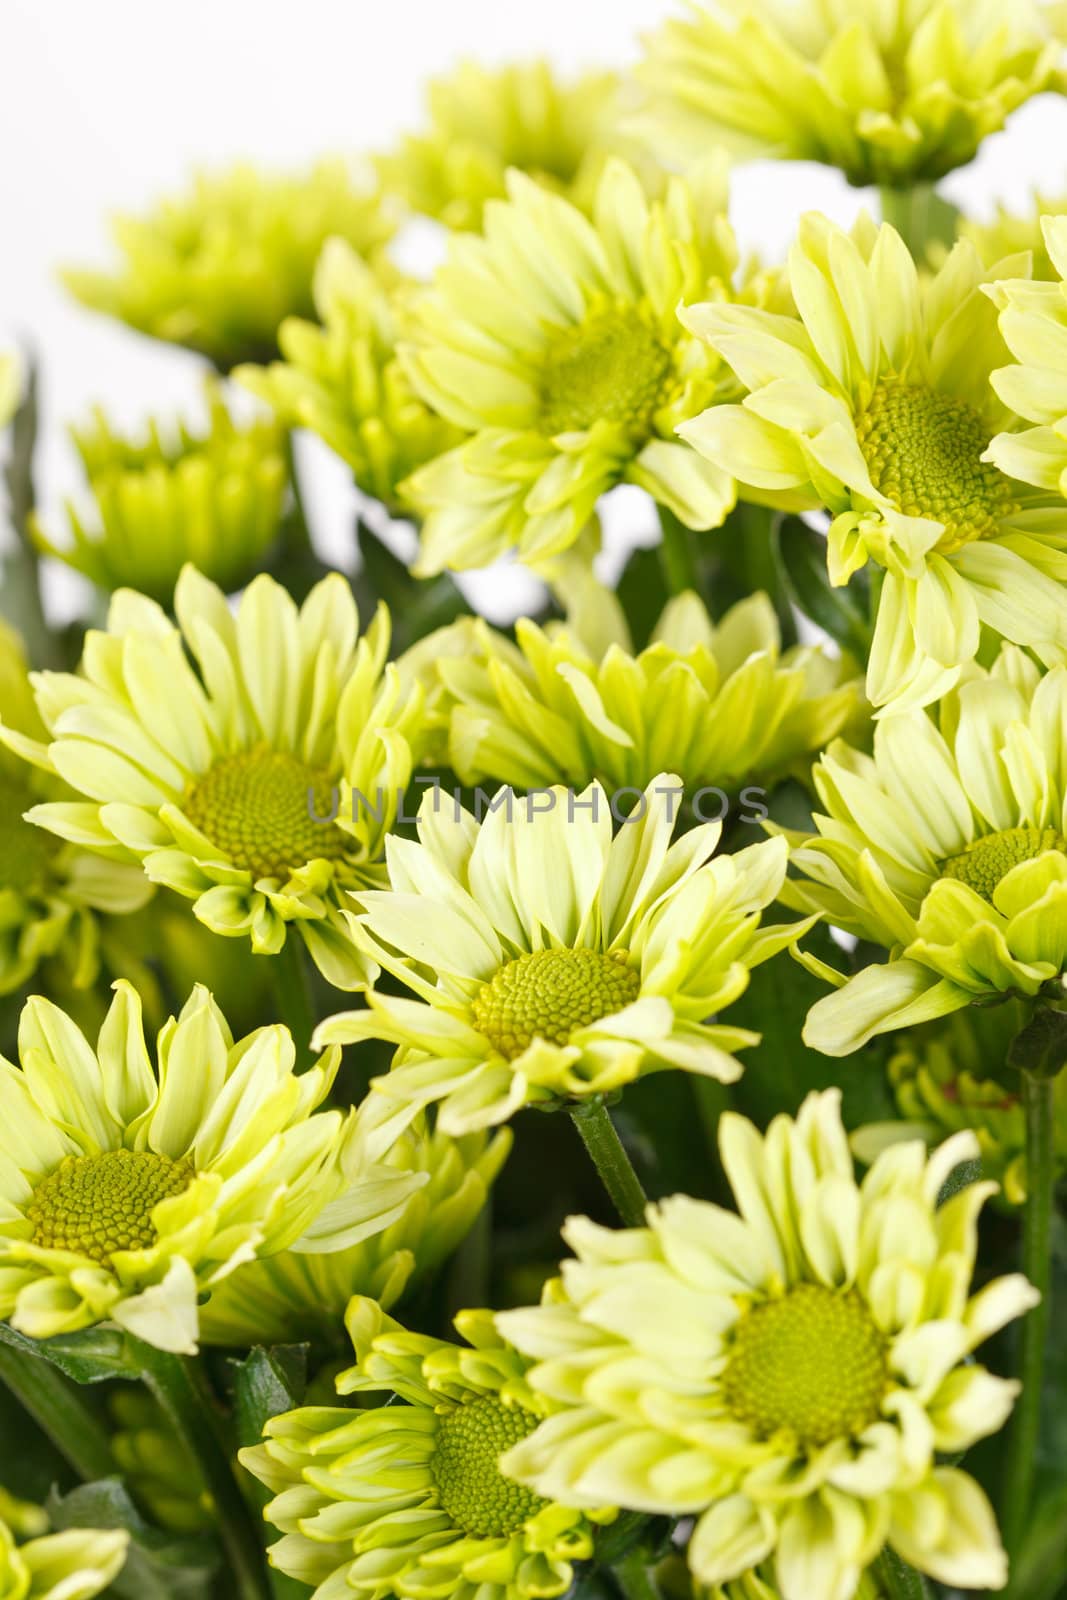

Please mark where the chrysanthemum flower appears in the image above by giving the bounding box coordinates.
[236,241,463,514]
[498,1089,1037,1599]
[62,161,397,370]
[32,383,287,603]
[376,58,625,232]
[986,215,1067,497]
[633,0,1065,189]
[240,1296,614,1600]
[784,648,1067,1054]
[400,159,782,575]
[0,1515,128,1600]
[3,568,426,989]
[437,589,863,796]
[315,777,806,1135]
[0,622,151,997]
[680,213,1067,711]
[0,981,417,1353]
[959,193,1067,280]
[199,1119,510,1345]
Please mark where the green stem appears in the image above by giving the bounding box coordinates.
[1002,1070,1055,1554]
[657,506,700,599]
[272,935,316,1066]
[872,1548,931,1600]
[282,431,313,557]
[0,1342,114,1482]
[133,1341,270,1600]
[613,1548,662,1600]
[569,1100,648,1228]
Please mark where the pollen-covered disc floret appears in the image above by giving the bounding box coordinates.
[183,746,349,881]
[240,1299,613,1600]
[722,1285,886,1447]
[27,1150,193,1265]
[540,306,673,438]
[497,1090,1038,1600]
[941,826,1067,902]
[472,949,640,1059]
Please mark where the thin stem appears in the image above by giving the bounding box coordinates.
[657,506,700,599]
[569,1099,648,1228]
[872,1548,931,1600]
[1002,1071,1055,1554]
[282,431,313,557]
[0,1342,114,1482]
[613,1548,662,1600]
[133,1340,270,1600]
[272,934,316,1067]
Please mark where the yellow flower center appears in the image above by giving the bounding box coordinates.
[722,1284,887,1447]
[431,1395,547,1538]
[0,774,55,892]
[940,825,1067,903]
[856,380,1017,552]
[539,304,673,438]
[472,948,640,1059]
[183,745,348,881]
[27,1150,195,1265]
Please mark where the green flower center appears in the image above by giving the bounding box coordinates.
[431,1395,547,1538]
[940,826,1067,903]
[472,948,640,1059]
[183,745,348,881]
[0,773,55,892]
[722,1284,887,1447]
[539,305,673,438]
[27,1149,195,1265]
[856,380,1017,551]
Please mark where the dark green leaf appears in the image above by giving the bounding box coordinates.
[230,1346,307,1454]
[775,515,871,661]
[0,1322,140,1384]
[615,545,669,650]
[47,1479,219,1600]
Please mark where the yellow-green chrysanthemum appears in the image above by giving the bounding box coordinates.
[0,622,151,996]
[785,647,1067,1055]
[633,0,1066,189]
[498,1089,1037,1599]
[0,1516,128,1600]
[315,777,808,1136]
[199,1119,510,1345]
[852,1003,1067,1206]
[437,587,864,797]
[958,194,1067,280]
[681,213,1067,712]
[240,1297,614,1600]
[1,568,427,989]
[31,382,287,603]
[986,214,1067,498]
[63,161,397,370]
[376,59,627,232]
[236,241,463,514]
[0,980,419,1353]
[400,159,785,575]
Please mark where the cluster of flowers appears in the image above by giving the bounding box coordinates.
[3,4,1067,1599]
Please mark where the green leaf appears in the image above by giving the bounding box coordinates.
[615,545,669,650]
[0,1377,78,1503]
[775,514,871,661]
[0,1322,140,1384]
[230,1346,307,1454]
[357,518,469,648]
[47,1479,219,1600]
[0,1330,117,1481]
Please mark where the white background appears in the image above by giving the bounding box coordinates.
[2,0,1067,617]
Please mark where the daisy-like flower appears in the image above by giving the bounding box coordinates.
[199,1119,510,1346]
[498,1089,1037,1600]
[958,193,1067,280]
[784,647,1067,1055]
[314,777,806,1136]
[633,0,1066,190]
[680,213,1067,711]
[376,58,626,232]
[0,622,151,997]
[0,1515,128,1600]
[240,1296,614,1600]
[236,241,463,514]
[32,382,287,603]
[2,568,427,990]
[0,981,419,1354]
[986,214,1067,497]
[62,160,396,370]
[400,158,783,575]
[437,588,863,797]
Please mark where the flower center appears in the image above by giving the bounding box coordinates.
[472,948,640,1060]
[940,825,1067,903]
[431,1395,547,1538]
[856,380,1017,551]
[0,773,55,892]
[722,1284,887,1447]
[182,745,348,881]
[27,1149,195,1265]
[539,304,673,437]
